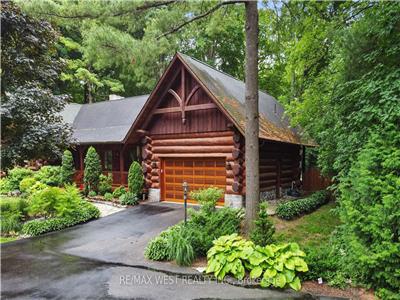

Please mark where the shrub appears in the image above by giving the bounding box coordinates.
[144,236,170,261]
[186,207,242,256]
[28,185,82,218]
[22,201,100,236]
[0,178,12,194]
[19,177,37,193]
[0,197,29,236]
[83,147,102,193]
[337,129,400,297]
[88,190,97,197]
[250,202,275,246]
[98,173,113,195]
[276,190,329,220]
[128,161,143,197]
[167,226,195,266]
[112,186,126,198]
[206,234,308,291]
[190,187,223,211]
[29,181,48,194]
[8,167,34,190]
[60,150,75,185]
[104,192,113,201]
[34,166,62,186]
[119,192,138,205]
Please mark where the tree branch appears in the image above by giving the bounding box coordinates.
[157,0,245,39]
[36,1,177,19]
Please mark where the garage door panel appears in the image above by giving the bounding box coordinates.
[162,158,226,203]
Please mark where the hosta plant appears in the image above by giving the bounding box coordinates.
[206,234,308,291]
[206,234,254,280]
[247,243,308,291]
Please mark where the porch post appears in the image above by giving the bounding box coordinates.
[120,146,125,185]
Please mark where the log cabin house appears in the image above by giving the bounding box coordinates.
[62,53,313,207]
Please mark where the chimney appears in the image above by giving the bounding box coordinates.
[109,94,124,101]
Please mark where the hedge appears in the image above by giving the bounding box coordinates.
[22,202,100,236]
[276,190,330,220]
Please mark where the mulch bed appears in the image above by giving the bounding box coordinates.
[301,281,375,300]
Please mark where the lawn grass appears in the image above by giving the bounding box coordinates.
[0,236,17,244]
[272,202,340,248]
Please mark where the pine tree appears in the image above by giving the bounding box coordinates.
[128,161,144,198]
[250,202,275,246]
[60,150,75,185]
[83,147,102,193]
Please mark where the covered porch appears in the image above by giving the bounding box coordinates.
[72,143,141,187]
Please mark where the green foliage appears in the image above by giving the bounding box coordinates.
[186,206,243,256]
[60,150,75,184]
[206,234,252,280]
[337,128,400,296]
[83,147,102,193]
[34,166,62,186]
[119,192,138,206]
[145,204,242,263]
[112,186,126,198]
[206,234,308,291]
[28,185,82,218]
[0,197,29,236]
[19,177,37,193]
[103,192,113,201]
[128,161,143,198]
[1,2,71,168]
[88,190,97,197]
[166,226,195,266]
[0,178,12,194]
[250,202,275,246]
[22,201,100,236]
[98,173,112,195]
[276,191,329,220]
[144,236,170,261]
[7,167,34,190]
[190,187,223,212]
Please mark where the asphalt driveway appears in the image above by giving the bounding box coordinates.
[1,202,321,299]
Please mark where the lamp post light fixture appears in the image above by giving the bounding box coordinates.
[182,181,189,224]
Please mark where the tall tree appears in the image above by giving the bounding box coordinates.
[1,2,71,169]
[244,1,259,234]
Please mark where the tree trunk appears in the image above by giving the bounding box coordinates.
[244,1,259,235]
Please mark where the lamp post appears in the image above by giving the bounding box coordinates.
[182,181,188,224]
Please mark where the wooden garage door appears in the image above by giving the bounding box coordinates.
[162,158,226,203]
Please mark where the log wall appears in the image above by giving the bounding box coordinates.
[141,131,245,196]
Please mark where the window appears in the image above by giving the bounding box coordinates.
[104,151,113,171]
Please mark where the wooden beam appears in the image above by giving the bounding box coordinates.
[153,103,217,114]
[185,85,200,106]
[168,89,182,106]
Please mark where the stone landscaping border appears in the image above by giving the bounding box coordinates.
[86,197,127,208]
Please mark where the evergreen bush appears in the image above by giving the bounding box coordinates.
[60,150,75,185]
[34,166,62,186]
[83,147,102,193]
[127,161,143,197]
[250,202,275,246]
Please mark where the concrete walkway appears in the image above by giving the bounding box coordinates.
[1,202,322,299]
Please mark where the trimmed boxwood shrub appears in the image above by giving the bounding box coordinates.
[276,190,329,220]
[22,202,100,236]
